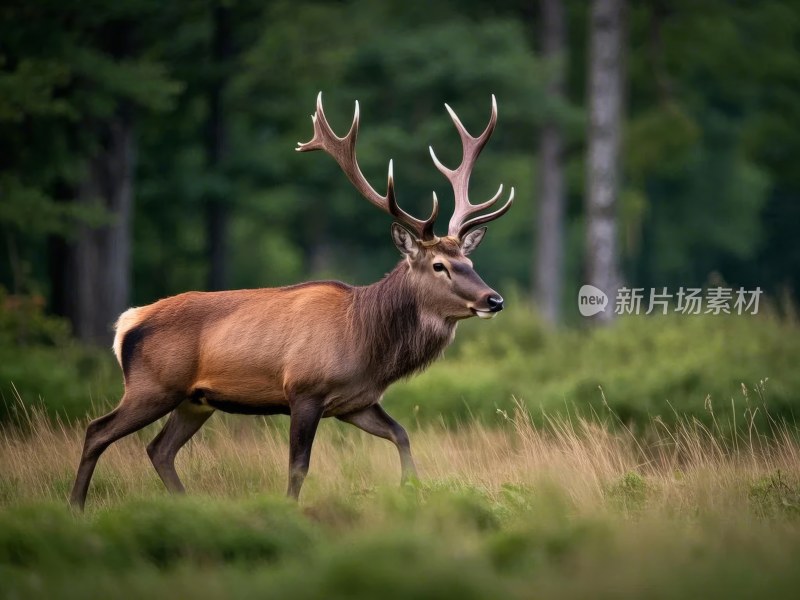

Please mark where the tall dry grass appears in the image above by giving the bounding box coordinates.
[2,399,798,514]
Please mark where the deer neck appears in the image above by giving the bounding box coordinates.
[351,262,457,386]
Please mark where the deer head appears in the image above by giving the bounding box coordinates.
[296,93,513,320]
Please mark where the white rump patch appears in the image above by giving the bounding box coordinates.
[112,307,142,366]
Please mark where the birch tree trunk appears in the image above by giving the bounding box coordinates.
[534,0,567,325]
[585,0,625,322]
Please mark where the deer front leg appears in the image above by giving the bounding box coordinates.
[338,404,418,484]
[287,398,324,500]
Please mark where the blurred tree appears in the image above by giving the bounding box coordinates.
[204,0,232,291]
[585,0,624,322]
[534,0,567,325]
[61,20,137,344]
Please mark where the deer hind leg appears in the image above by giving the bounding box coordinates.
[147,401,214,493]
[69,386,183,510]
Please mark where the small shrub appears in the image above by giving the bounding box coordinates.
[0,497,315,570]
[606,472,649,513]
[749,471,800,518]
[268,531,508,600]
[486,519,606,573]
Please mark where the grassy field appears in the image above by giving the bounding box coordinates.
[2,404,800,599]
[3,299,800,597]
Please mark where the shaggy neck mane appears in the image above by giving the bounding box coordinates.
[350,262,456,386]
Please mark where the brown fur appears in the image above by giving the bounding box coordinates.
[114,259,458,415]
[349,262,456,388]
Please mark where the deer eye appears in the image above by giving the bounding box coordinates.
[433,262,449,276]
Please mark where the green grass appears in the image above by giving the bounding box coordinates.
[3,484,800,599]
[2,406,800,599]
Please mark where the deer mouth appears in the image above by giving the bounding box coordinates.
[471,308,497,320]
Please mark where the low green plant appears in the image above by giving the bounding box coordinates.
[0,288,121,424]
[387,304,800,429]
[606,472,649,514]
[749,470,800,518]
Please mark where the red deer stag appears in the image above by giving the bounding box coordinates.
[69,93,513,509]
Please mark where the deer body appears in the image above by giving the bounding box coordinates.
[114,261,457,419]
[70,94,513,508]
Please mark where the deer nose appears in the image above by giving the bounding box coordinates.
[487,295,504,312]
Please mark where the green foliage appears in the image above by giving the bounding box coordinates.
[268,531,505,600]
[0,496,313,570]
[0,58,71,122]
[623,0,800,294]
[486,519,604,575]
[0,343,119,424]
[0,174,109,238]
[93,497,315,567]
[0,288,120,423]
[385,303,800,428]
[0,288,70,347]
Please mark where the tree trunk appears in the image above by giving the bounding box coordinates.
[64,114,135,345]
[585,0,625,323]
[205,1,232,291]
[534,0,567,325]
[49,19,137,345]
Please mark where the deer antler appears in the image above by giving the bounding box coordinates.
[429,95,514,240]
[296,92,439,241]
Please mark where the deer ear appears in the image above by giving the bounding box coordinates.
[460,226,486,256]
[391,223,421,258]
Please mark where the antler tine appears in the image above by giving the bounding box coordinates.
[296,92,438,241]
[457,187,514,240]
[429,95,511,238]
